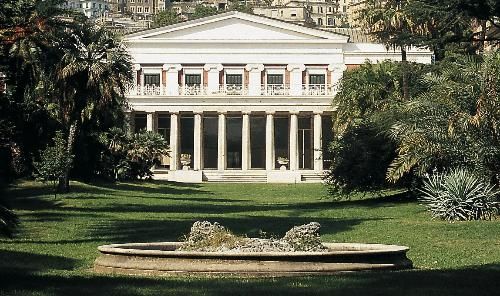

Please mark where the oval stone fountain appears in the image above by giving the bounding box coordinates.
[94,242,412,276]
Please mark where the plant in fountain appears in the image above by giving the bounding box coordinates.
[179,221,247,251]
[179,221,328,252]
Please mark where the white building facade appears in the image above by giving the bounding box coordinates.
[124,12,432,183]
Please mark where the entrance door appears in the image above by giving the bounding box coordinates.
[298,117,313,169]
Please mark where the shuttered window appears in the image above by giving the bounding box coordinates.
[309,74,325,84]
[226,74,243,85]
[185,74,201,86]
[144,74,160,86]
[267,74,283,85]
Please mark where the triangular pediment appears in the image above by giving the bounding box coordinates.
[125,12,349,42]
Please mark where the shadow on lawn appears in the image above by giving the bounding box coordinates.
[0,264,498,296]
[0,249,78,273]
[95,181,208,196]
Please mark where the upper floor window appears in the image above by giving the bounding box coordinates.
[185,74,201,86]
[226,74,243,86]
[144,7,149,13]
[309,74,325,85]
[137,6,142,13]
[267,74,283,85]
[144,73,160,86]
[130,0,134,3]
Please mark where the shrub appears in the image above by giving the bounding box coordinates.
[419,168,499,221]
[97,128,168,180]
[324,123,396,198]
[33,131,74,198]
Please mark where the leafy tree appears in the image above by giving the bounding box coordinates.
[328,61,432,195]
[33,131,74,198]
[152,9,180,27]
[191,5,218,20]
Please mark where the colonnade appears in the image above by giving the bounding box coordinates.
[139,111,325,172]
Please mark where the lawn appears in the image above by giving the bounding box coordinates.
[1,180,499,295]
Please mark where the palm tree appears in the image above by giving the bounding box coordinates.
[386,53,500,184]
[53,22,133,191]
[360,0,427,100]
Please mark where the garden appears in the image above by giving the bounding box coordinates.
[1,181,499,295]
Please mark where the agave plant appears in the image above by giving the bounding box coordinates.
[419,168,499,221]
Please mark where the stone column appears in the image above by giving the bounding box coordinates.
[242,112,251,170]
[286,64,306,96]
[217,112,226,171]
[245,64,264,96]
[193,112,203,171]
[289,112,299,171]
[265,112,275,170]
[204,64,223,95]
[169,112,179,171]
[146,112,154,132]
[164,64,182,96]
[313,112,323,171]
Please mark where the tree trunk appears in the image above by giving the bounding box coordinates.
[401,46,409,101]
[478,20,487,52]
[57,121,78,193]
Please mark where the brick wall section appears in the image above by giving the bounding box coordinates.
[244,70,249,86]
[346,64,361,70]
[178,70,183,86]
[203,70,208,86]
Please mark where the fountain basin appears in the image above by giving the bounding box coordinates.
[94,242,412,276]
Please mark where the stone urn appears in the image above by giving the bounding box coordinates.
[180,154,192,170]
[277,157,289,171]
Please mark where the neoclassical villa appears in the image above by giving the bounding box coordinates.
[124,11,432,183]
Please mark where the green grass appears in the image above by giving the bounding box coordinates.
[1,180,499,295]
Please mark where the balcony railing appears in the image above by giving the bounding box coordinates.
[126,84,338,97]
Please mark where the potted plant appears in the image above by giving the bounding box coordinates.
[277,156,289,170]
[180,153,191,170]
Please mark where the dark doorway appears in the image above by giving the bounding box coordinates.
[274,116,289,169]
[203,116,218,169]
[226,116,242,169]
[250,116,266,169]
[180,115,194,169]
